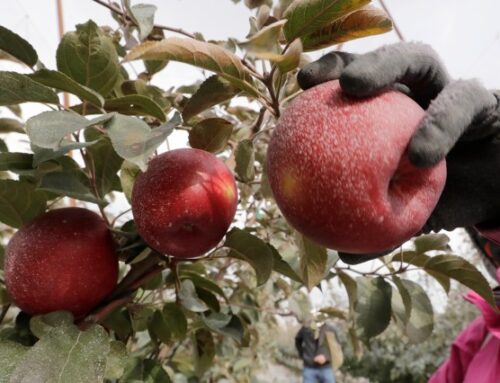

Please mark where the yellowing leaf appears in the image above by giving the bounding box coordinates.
[283,0,370,42]
[302,6,393,51]
[125,37,259,96]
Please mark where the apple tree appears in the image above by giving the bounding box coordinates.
[0,0,496,381]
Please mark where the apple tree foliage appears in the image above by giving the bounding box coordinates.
[0,0,495,381]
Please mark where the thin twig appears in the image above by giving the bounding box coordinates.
[250,107,267,135]
[91,0,196,39]
[378,0,405,41]
[79,296,133,330]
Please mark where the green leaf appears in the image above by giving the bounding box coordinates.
[225,228,274,286]
[125,37,259,97]
[218,315,245,344]
[9,314,116,382]
[302,5,392,51]
[101,309,132,341]
[29,69,104,107]
[0,25,38,66]
[269,244,303,282]
[0,340,29,381]
[129,306,155,332]
[401,279,434,344]
[182,75,239,121]
[337,270,357,312]
[196,287,221,312]
[26,111,88,149]
[128,4,158,40]
[57,20,120,95]
[122,358,171,382]
[391,275,412,325]
[193,329,215,377]
[0,118,24,134]
[120,160,141,202]
[84,128,124,196]
[38,171,104,205]
[0,153,33,173]
[283,0,369,42]
[202,312,232,330]
[32,140,96,166]
[188,118,233,153]
[276,38,303,73]
[0,72,58,106]
[414,233,450,254]
[179,280,209,312]
[144,59,168,75]
[0,179,46,228]
[29,311,74,339]
[180,271,226,299]
[392,251,451,293]
[122,79,171,109]
[425,254,496,308]
[355,276,392,341]
[104,113,179,171]
[162,302,188,339]
[104,95,166,121]
[248,38,302,74]
[148,310,171,344]
[298,234,328,290]
[235,139,255,182]
[104,341,128,380]
[239,19,287,54]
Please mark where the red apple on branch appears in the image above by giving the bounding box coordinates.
[132,148,238,258]
[267,80,447,254]
[5,207,118,317]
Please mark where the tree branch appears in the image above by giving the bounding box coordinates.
[91,0,197,39]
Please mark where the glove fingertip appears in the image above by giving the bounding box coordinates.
[339,65,385,98]
[408,129,447,167]
[297,65,319,90]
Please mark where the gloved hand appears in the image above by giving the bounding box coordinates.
[297,42,500,264]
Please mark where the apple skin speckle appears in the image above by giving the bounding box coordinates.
[5,207,118,317]
[132,148,238,259]
[267,80,447,254]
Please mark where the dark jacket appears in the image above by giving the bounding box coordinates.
[295,323,337,368]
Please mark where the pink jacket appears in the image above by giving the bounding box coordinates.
[428,290,500,382]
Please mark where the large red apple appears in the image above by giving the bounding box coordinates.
[131,148,238,258]
[5,207,118,317]
[267,80,447,254]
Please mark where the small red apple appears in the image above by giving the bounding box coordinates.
[131,148,238,258]
[267,80,447,254]
[5,207,118,317]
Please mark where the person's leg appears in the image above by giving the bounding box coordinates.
[303,367,319,383]
[318,367,336,383]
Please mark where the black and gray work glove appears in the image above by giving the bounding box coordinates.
[297,42,500,264]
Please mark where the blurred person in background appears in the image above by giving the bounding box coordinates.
[295,319,340,383]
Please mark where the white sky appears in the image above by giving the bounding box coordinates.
[1,0,498,310]
[2,0,500,88]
